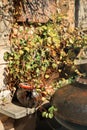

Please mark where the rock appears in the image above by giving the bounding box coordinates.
[3,118,15,130]
[0,120,5,130]
[0,114,15,130]
[14,0,57,23]
[0,21,6,33]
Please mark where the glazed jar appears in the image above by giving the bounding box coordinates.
[51,60,87,130]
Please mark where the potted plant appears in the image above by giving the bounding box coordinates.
[4,14,86,118]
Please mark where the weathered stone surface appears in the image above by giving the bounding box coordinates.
[58,0,69,14]
[57,0,75,31]
[3,117,15,130]
[78,0,87,29]
[0,0,12,89]
[0,47,10,89]
[0,120,4,130]
[0,113,14,130]
[67,0,75,31]
[0,103,35,119]
[0,21,7,33]
[14,0,57,23]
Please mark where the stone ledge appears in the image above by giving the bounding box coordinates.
[74,59,87,65]
[0,100,49,119]
[0,103,35,119]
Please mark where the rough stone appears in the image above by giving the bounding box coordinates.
[67,0,75,30]
[0,0,11,89]
[78,0,87,29]
[0,114,14,130]
[58,0,69,14]
[57,0,75,30]
[14,0,57,23]
[0,47,10,89]
[0,120,5,130]
[3,117,15,130]
[0,21,6,33]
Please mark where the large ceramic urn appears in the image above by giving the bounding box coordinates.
[51,48,87,130]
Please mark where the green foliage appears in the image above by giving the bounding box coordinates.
[42,106,57,119]
[4,15,87,92]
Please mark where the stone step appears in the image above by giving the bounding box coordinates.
[0,103,35,119]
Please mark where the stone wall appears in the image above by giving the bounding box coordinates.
[77,0,87,30]
[58,0,87,30]
[57,0,75,30]
[14,0,57,23]
[0,0,12,89]
[0,1,14,129]
[67,0,75,30]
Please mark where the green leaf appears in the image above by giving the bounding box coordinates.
[53,37,60,44]
[24,47,29,52]
[42,112,47,117]
[48,106,57,113]
[14,53,20,60]
[19,50,24,55]
[36,68,40,73]
[45,113,49,118]
[52,63,57,69]
[41,66,46,72]
[69,38,74,44]
[4,52,10,61]
[48,113,54,119]
[25,64,31,70]
[47,37,52,44]
[45,74,49,79]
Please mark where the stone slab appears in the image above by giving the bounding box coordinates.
[0,103,35,119]
[74,59,87,65]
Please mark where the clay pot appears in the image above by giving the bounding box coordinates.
[51,77,87,129]
[16,83,42,108]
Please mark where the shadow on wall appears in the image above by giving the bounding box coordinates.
[75,0,80,27]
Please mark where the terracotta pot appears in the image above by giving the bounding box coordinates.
[16,83,42,108]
